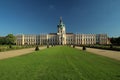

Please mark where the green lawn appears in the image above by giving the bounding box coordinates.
[0,46,120,80]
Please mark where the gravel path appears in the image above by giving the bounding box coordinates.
[1,46,120,61]
[0,46,46,60]
[76,47,120,61]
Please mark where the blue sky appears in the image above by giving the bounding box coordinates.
[0,0,120,37]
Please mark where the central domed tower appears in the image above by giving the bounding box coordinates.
[57,17,66,34]
[57,17,66,45]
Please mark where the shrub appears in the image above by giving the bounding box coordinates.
[9,45,12,49]
[52,45,53,47]
[47,45,49,48]
[73,45,75,48]
[83,46,86,50]
[35,46,39,51]
[110,44,113,48]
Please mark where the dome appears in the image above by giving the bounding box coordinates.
[57,17,65,28]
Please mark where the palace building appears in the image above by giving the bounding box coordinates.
[16,17,110,45]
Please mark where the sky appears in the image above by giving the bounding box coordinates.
[0,0,120,37]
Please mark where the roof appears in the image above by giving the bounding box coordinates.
[66,33,74,34]
[57,17,65,28]
[49,33,57,35]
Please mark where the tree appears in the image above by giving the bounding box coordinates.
[35,45,39,51]
[82,46,86,50]
[110,37,117,45]
[5,34,16,45]
[0,37,6,45]
[73,45,75,48]
[47,42,49,48]
[47,44,49,48]
[116,37,120,45]
[110,37,120,45]
[110,44,113,48]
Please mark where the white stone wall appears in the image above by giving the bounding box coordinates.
[23,35,36,45]
[75,34,96,45]
[48,34,57,45]
[16,35,23,45]
[96,34,108,44]
[66,34,74,45]
[39,34,47,45]
[16,33,109,45]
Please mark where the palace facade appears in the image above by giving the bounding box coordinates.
[16,18,110,45]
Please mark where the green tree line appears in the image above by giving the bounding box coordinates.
[0,34,16,45]
[110,37,120,45]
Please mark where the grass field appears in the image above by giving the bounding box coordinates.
[0,46,120,80]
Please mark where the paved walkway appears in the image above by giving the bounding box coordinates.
[76,47,120,61]
[0,46,46,60]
